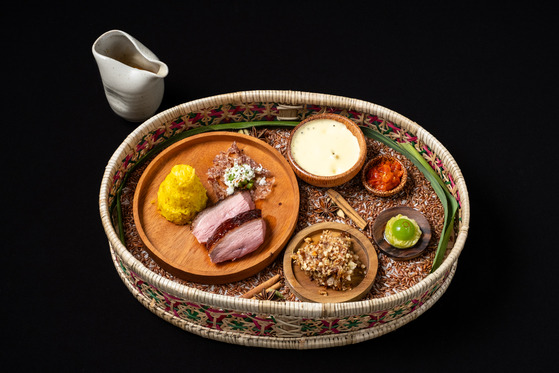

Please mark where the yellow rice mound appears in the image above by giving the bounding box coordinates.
[157,164,208,225]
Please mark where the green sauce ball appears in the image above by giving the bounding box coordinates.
[391,218,416,241]
[384,214,422,249]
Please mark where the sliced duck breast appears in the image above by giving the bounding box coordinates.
[191,190,255,245]
[206,209,266,263]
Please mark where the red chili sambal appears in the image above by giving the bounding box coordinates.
[366,159,404,191]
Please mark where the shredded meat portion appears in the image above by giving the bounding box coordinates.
[207,142,275,200]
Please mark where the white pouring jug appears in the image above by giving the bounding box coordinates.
[92,30,169,122]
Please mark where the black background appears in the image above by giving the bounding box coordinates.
[3,1,556,372]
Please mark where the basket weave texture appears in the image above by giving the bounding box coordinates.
[99,90,469,349]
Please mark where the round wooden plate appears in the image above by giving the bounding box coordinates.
[372,206,432,260]
[133,132,300,284]
[283,222,378,303]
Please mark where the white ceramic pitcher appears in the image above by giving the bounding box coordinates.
[92,30,169,122]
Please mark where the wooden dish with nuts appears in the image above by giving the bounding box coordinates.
[283,222,378,303]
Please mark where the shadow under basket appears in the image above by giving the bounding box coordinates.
[99,90,469,349]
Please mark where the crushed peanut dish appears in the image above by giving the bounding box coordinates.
[291,230,366,291]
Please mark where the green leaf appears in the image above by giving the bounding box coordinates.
[360,126,458,272]
[399,143,458,272]
[111,120,457,273]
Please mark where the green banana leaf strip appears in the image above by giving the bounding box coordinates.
[360,126,458,272]
[111,120,457,273]
[399,142,458,271]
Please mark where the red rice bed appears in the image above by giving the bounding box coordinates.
[118,128,444,301]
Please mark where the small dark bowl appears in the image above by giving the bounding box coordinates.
[361,155,407,197]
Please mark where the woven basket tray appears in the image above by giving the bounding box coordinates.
[99,90,469,349]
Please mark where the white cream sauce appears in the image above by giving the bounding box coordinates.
[291,119,360,176]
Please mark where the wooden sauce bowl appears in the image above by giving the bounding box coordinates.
[286,113,367,188]
[361,155,407,197]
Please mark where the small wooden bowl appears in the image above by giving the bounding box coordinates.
[283,222,378,303]
[361,155,407,197]
[286,113,367,188]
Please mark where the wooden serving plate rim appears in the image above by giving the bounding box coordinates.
[283,222,378,303]
[132,132,300,284]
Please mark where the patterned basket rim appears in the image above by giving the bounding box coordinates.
[112,241,457,349]
[99,90,470,317]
